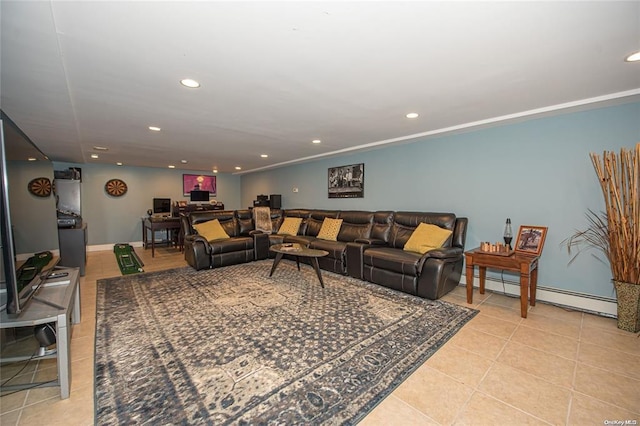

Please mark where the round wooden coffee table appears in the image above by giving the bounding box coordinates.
[269,243,329,287]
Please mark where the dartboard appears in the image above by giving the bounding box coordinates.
[105,179,127,197]
[28,177,52,197]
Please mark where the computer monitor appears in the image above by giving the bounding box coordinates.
[152,198,171,214]
[190,190,209,202]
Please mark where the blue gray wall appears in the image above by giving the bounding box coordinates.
[240,102,640,299]
[50,163,242,246]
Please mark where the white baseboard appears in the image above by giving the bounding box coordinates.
[87,241,144,252]
[461,275,618,318]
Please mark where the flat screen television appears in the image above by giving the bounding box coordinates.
[189,190,209,202]
[1,113,59,315]
[153,198,171,214]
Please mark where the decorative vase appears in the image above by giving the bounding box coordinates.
[613,280,640,333]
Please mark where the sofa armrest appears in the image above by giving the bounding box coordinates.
[184,234,213,270]
[346,242,370,279]
[416,247,462,272]
[254,233,270,260]
[421,246,463,260]
[415,247,465,299]
[185,234,212,255]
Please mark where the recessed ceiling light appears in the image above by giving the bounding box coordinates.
[181,160,188,164]
[312,139,321,144]
[93,146,109,151]
[406,112,419,119]
[27,157,37,161]
[91,154,99,159]
[212,169,218,173]
[168,165,175,169]
[625,50,640,62]
[235,166,242,170]
[116,162,123,166]
[149,126,161,132]
[260,154,268,158]
[180,78,200,88]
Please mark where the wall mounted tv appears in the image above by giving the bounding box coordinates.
[153,198,171,214]
[190,190,209,202]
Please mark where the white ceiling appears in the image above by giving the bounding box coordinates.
[1,1,639,174]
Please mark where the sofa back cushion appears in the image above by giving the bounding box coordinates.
[189,210,239,237]
[305,210,339,237]
[389,212,456,249]
[336,210,374,242]
[270,209,284,232]
[370,211,394,242]
[235,209,255,235]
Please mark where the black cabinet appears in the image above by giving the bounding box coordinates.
[58,223,87,276]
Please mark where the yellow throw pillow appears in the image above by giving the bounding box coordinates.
[278,217,303,236]
[403,223,452,254]
[317,218,343,241]
[193,219,230,241]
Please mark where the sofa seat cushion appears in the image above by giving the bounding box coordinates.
[309,239,347,260]
[363,247,422,276]
[209,237,254,255]
[282,235,316,246]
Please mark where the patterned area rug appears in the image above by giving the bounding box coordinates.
[95,260,477,424]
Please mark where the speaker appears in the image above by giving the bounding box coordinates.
[34,322,57,356]
[269,194,281,209]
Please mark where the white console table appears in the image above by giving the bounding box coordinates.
[0,268,81,399]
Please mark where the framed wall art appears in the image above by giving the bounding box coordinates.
[515,225,548,256]
[328,163,364,198]
[183,174,216,197]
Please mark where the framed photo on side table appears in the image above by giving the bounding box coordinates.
[515,225,548,256]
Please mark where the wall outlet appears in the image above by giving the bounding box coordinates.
[292,187,299,193]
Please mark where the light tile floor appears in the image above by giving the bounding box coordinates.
[1,248,639,425]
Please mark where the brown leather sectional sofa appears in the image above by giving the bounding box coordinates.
[182,208,468,300]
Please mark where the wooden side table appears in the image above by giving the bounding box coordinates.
[465,247,539,318]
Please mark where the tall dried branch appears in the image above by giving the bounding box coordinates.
[583,142,640,285]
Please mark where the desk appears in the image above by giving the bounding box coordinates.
[465,248,539,318]
[0,268,81,399]
[142,217,181,257]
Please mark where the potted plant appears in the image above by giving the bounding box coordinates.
[564,142,639,332]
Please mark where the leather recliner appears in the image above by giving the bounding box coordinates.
[361,212,468,300]
[183,210,269,270]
